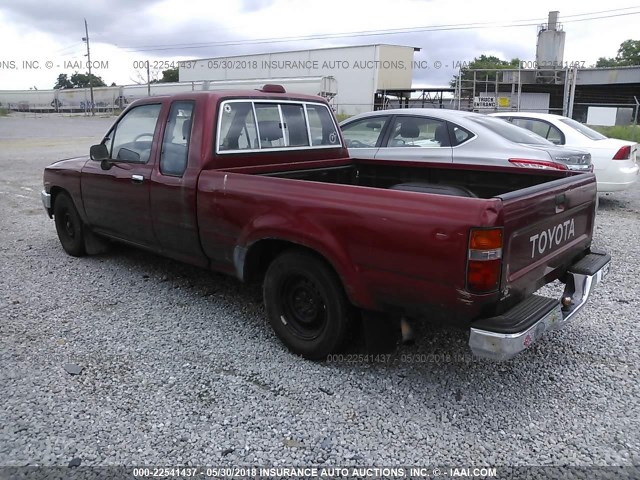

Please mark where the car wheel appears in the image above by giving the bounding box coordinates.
[53,193,86,257]
[263,250,352,360]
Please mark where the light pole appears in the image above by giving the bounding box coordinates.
[82,19,95,116]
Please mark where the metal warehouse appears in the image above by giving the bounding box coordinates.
[178,44,420,116]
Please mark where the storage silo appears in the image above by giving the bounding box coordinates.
[535,11,566,85]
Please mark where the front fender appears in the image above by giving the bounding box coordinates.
[43,156,90,223]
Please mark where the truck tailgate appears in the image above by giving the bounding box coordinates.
[498,173,597,301]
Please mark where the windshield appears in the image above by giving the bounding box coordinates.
[468,116,553,145]
[559,118,608,140]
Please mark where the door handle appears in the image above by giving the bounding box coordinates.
[131,174,144,184]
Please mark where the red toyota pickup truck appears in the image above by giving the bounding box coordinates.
[41,86,610,360]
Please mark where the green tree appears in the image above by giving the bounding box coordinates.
[53,72,107,89]
[595,57,619,67]
[595,39,640,67]
[69,72,107,88]
[53,73,73,89]
[617,39,640,64]
[450,55,521,88]
[158,67,179,83]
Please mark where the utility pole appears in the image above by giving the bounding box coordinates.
[82,19,95,116]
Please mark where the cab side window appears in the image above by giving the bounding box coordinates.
[160,101,194,176]
[110,104,162,163]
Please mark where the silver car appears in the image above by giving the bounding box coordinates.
[339,109,592,171]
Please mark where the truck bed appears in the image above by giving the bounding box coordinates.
[259,159,574,199]
[198,158,596,325]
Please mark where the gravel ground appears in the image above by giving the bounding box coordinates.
[0,113,638,469]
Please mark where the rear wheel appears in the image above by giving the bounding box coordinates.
[53,193,86,257]
[263,250,351,360]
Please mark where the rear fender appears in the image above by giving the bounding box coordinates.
[236,212,373,309]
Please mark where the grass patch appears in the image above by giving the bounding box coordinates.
[591,124,640,142]
[0,107,9,116]
[336,113,352,123]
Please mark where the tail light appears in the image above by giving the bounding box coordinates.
[612,145,631,160]
[467,227,503,293]
[509,158,568,170]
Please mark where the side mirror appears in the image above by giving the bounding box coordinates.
[90,143,109,161]
[100,159,113,171]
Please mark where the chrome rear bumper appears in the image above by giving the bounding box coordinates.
[469,251,610,361]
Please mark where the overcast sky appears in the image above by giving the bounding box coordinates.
[0,0,638,90]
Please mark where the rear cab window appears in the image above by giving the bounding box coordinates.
[217,100,341,153]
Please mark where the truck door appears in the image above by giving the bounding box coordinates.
[149,99,208,267]
[81,103,163,247]
[374,115,454,163]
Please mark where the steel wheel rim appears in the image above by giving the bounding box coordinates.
[63,212,75,239]
[281,274,327,340]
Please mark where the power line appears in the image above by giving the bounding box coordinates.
[51,42,84,55]
[559,6,640,18]
[116,7,640,53]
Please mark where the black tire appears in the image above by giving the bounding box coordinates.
[53,193,86,257]
[263,250,351,360]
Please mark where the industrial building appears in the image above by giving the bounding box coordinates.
[455,11,640,126]
[178,44,419,116]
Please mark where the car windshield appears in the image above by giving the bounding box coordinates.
[559,118,608,140]
[468,116,553,145]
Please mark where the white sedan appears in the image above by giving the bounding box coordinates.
[490,112,639,192]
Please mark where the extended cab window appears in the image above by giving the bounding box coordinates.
[217,100,340,153]
[160,101,194,176]
[110,104,162,163]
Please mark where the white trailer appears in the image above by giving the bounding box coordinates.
[0,89,56,112]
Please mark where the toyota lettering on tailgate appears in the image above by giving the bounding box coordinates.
[529,219,576,258]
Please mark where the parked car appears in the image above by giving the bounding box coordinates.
[339,109,592,172]
[42,87,609,361]
[490,112,639,192]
